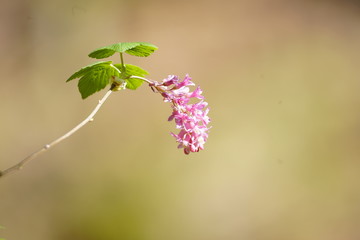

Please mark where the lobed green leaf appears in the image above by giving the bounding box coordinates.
[67,61,120,99]
[125,77,144,90]
[88,42,158,59]
[67,43,154,99]
[113,64,149,77]
[125,44,158,57]
[66,61,112,82]
[112,64,149,90]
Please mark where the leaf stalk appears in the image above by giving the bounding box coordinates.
[120,53,125,71]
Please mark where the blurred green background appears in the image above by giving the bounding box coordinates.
[1,0,360,239]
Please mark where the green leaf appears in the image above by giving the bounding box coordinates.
[113,64,148,77]
[67,61,120,99]
[124,64,149,77]
[67,61,112,82]
[125,44,158,57]
[113,64,149,90]
[125,78,143,90]
[88,42,157,59]
[78,65,119,99]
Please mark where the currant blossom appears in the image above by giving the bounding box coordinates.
[150,75,211,154]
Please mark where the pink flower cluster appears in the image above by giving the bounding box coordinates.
[150,75,210,154]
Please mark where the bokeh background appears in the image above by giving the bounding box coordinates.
[1,0,360,239]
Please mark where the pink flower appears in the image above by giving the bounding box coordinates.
[150,75,210,154]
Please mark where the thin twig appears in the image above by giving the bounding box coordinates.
[130,75,153,84]
[0,89,113,178]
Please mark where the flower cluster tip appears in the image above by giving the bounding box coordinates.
[150,75,211,154]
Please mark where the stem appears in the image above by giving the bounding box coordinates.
[129,76,153,84]
[120,53,125,70]
[0,89,113,178]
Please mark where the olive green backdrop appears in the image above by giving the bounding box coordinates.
[1,0,360,239]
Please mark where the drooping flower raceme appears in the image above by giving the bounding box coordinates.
[149,75,210,154]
